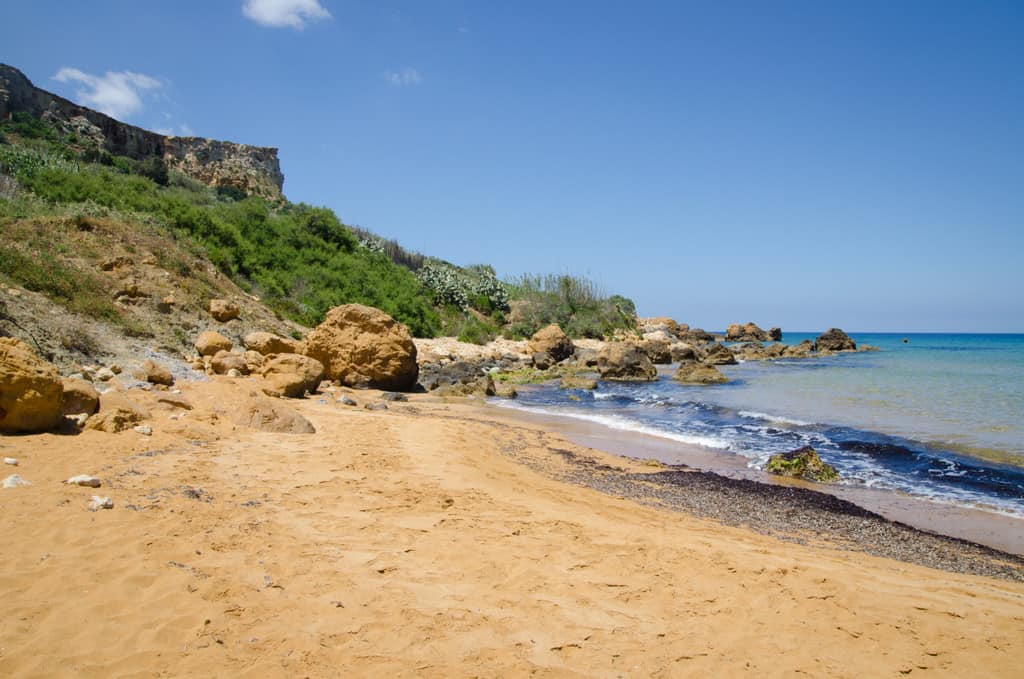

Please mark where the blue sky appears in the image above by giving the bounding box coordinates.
[3,1,1022,332]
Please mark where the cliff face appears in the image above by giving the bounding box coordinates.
[0,64,284,200]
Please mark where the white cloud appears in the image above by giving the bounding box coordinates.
[53,67,161,119]
[243,0,331,29]
[385,68,423,87]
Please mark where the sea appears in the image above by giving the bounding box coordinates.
[496,333,1024,520]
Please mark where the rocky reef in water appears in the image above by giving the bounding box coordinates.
[0,63,284,200]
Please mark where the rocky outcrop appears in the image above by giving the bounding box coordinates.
[528,324,574,364]
[85,392,150,433]
[672,362,728,384]
[260,353,325,398]
[701,343,738,366]
[559,376,598,390]
[597,343,657,382]
[303,304,418,391]
[235,395,315,434]
[638,317,681,337]
[765,446,839,483]
[768,327,782,342]
[0,64,284,199]
[725,322,770,342]
[639,337,673,365]
[678,328,715,344]
[210,351,249,375]
[0,338,64,433]
[815,328,856,352]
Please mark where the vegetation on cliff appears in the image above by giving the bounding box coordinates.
[0,111,636,340]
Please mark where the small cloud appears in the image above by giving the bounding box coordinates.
[242,0,331,29]
[53,67,162,120]
[385,68,423,87]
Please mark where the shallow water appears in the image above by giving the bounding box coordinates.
[496,333,1024,518]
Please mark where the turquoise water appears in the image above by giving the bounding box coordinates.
[498,333,1024,516]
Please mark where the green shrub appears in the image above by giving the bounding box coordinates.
[505,273,636,339]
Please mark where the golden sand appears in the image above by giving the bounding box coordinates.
[1,379,1022,677]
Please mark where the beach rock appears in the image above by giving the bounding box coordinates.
[435,374,496,398]
[157,295,176,313]
[87,495,114,511]
[195,331,233,357]
[672,362,729,384]
[768,327,782,341]
[303,304,418,391]
[337,395,358,406]
[572,347,599,368]
[531,352,553,371]
[364,403,388,411]
[133,424,153,436]
[3,458,18,466]
[783,340,815,358]
[243,350,265,374]
[3,474,30,488]
[209,298,240,322]
[560,376,598,390]
[639,338,673,365]
[381,392,408,402]
[678,328,715,344]
[210,350,249,375]
[61,377,99,417]
[638,316,680,338]
[493,382,518,399]
[0,337,64,433]
[765,446,839,483]
[597,343,657,382]
[94,367,116,382]
[156,393,193,410]
[815,328,856,352]
[529,324,574,364]
[235,395,316,434]
[669,342,698,363]
[244,331,302,356]
[64,475,102,488]
[260,353,325,398]
[136,359,174,386]
[701,343,738,366]
[725,322,770,343]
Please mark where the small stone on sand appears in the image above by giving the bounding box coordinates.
[3,474,31,488]
[88,496,114,511]
[65,475,102,488]
[134,425,153,436]
[4,457,18,466]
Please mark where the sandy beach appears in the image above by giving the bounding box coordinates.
[2,379,1023,677]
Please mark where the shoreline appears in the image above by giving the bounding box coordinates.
[490,392,1024,556]
[2,378,1024,675]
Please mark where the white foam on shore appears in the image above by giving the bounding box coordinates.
[738,410,814,427]
[495,401,733,450]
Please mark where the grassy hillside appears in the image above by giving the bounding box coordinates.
[0,112,636,341]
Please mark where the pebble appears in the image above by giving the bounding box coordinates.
[364,403,388,411]
[381,392,408,402]
[4,457,18,466]
[134,425,153,436]
[65,475,102,488]
[338,396,357,406]
[88,495,114,511]
[3,474,31,488]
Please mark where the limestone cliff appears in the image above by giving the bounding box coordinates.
[0,64,284,200]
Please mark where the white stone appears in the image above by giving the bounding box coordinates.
[3,474,30,488]
[134,424,153,436]
[65,475,102,488]
[3,457,18,466]
[88,495,113,511]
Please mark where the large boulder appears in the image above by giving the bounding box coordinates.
[701,343,738,366]
[208,298,240,322]
[135,359,174,386]
[260,353,325,398]
[61,378,99,416]
[210,351,249,375]
[303,304,418,391]
[0,338,64,433]
[784,340,815,358]
[815,328,856,352]
[244,331,302,356]
[672,362,728,384]
[597,343,657,382]
[768,327,782,342]
[85,392,150,434]
[669,342,698,363]
[528,324,574,364]
[725,322,770,342]
[678,327,715,344]
[639,337,672,365]
[195,331,233,357]
[765,446,839,483]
